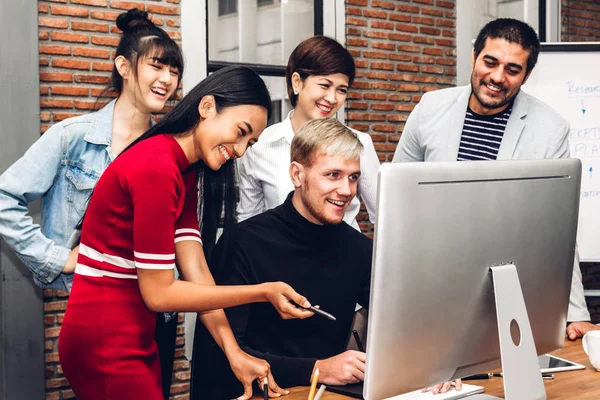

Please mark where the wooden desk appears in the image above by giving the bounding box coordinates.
[253,339,599,399]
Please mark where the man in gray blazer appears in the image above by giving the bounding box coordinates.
[393,17,598,339]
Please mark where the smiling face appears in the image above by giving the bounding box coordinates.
[469,38,531,115]
[193,97,267,170]
[291,73,349,127]
[291,151,360,225]
[120,54,180,114]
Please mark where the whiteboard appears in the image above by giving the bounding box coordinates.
[522,43,600,261]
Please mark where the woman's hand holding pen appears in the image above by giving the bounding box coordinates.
[262,282,314,320]
[228,348,288,399]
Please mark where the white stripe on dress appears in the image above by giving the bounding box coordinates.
[79,243,135,269]
[75,263,138,279]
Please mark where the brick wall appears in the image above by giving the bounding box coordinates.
[560,0,600,323]
[344,0,457,234]
[37,2,188,399]
[561,0,600,42]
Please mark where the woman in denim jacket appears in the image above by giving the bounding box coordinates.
[0,9,184,399]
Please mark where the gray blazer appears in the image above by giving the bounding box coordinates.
[393,85,590,322]
[393,85,569,162]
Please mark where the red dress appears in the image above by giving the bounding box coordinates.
[58,135,201,399]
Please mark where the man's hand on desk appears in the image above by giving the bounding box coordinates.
[313,350,366,385]
[227,348,288,400]
[566,321,600,340]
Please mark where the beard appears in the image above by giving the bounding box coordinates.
[299,182,345,226]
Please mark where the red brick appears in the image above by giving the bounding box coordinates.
[389,32,412,41]
[397,64,419,72]
[363,50,388,59]
[365,71,389,80]
[148,4,179,15]
[50,5,89,17]
[46,392,60,400]
[46,377,69,389]
[390,13,411,22]
[414,36,436,45]
[396,4,419,13]
[347,38,368,47]
[414,0,434,4]
[364,92,387,101]
[347,17,368,27]
[52,86,90,96]
[71,0,109,6]
[91,36,120,46]
[43,300,68,312]
[109,1,146,11]
[90,10,120,21]
[75,100,107,110]
[423,47,443,56]
[363,9,387,19]
[347,7,362,16]
[396,23,418,33]
[413,16,435,26]
[397,84,420,92]
[45,327,61,338]
[51,32,89,43]
[349,123,370,132]
[348,102,368,110]
[167,0,180,3]
[436,0,455,9]
[61,390,76,399]
[347,0,368,5]
[352,80,371,89]
[372,124,397,132]
[413,56,435,64]
[397,44,421,53]
[372,82,396,91]
[40,58,50,66]
[435,38,454,47]
[72,21,110,33]
[53,58,90,70]
[371,20,394,30]
[371,103,395,111]
[371,62,394,71]
[167,31,181,40]
[436,18,455,27]
[372,42,395,50]
[44,314,55,324]
[39,17,68,28]
[150,16,164,26]
[40,45,71,55]
[40,72,73,83]
[372,0,395,10]
[73,47,111,59]
[396,104,416,112]
[421,7,443,17]
[374,143,398,151]
[389,94,412,102]
[39,4,50,13]
[422,66,444,74]
[436,58,456,66]
[39,31,50,40]
[74,74,111,84]
[91,88,118,97]
[364,31,389,39]
[347,27,362,37]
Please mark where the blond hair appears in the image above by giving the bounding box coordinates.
[291,118,363,167]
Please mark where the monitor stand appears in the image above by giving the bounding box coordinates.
[469,264,546,400]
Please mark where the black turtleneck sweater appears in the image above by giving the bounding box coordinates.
[192,194,372,398]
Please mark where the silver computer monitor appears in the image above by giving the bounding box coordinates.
[363,159,581,400]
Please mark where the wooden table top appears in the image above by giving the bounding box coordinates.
[252,339,599,399]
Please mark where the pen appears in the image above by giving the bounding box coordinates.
[263,377,268,400]
[290,301,337,321]
[490,372,554,380]
[462,373,492,380]
[353,330,365,352]
[307,368,319,400]
[313,384,327,400]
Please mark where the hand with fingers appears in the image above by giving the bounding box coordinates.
[566,321,600,340]
[227,348,289,400]
[424,379,463,395]
[262,282,315,320]
[313,350,366,385]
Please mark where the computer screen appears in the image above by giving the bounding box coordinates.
[363,159,581,400]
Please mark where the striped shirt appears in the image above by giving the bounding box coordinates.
[457,105,513,161]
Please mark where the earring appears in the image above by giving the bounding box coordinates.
[293,89,298,95]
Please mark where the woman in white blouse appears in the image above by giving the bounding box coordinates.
[236,35,379,231]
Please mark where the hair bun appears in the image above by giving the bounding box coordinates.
[116,8,152,33]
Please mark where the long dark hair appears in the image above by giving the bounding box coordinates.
[124,65,272,259]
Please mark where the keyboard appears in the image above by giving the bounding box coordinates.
[385,384,484,400]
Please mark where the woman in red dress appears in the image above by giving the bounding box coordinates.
[58,66,314,400]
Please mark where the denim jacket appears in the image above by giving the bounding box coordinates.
[0,100,118,292]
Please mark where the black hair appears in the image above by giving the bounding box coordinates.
[101,9,184,99]
[473,18,540,75]
[123,65,272,260]
[285,35,356,107]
